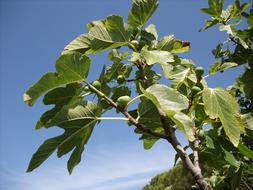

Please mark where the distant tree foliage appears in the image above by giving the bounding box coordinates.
[143,161,253,190]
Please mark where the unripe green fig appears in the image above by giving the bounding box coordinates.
[192,86,202,95]
[116,95,131,109]
[92,80,101,90]
[195,67,204,77]
[117,75,125,84]
[84,86,90,92]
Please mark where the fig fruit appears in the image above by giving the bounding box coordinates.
[117,75,125,84]
[92,80,101,90]
[116,95,131,109]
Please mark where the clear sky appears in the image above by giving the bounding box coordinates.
[0,0,241,190]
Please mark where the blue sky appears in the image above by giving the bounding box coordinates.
[0,0,242,189]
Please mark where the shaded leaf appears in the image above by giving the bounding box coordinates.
[137,100,163,149]
[36,83,83,130]
[222,147,240,168]
[27,101,99,174]
[239,68,253,97]
[111,86,131,102]
[238,142,253,160]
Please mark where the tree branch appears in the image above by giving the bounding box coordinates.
[87,83,169,140]
[193,128,200,168]
[158,109,211,190]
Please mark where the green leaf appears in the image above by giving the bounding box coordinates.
[24,52,91,106]
[140,84,194,141]
[238,142,253,160]
[241,113,253,131]
[140,135,159,150]
[222,147,240,168]
[141,84,189,116]
[209,62,238,75]
[199,19,219,32]
[202,88,243,146]
[27,101,99,174]
[128,0,159,29]
[140,47,174,65]
[157,35,190,53]
[138,99,163,130]
[162,64,193,89]
[145,24,158,40]
[171,112,194,142]
[137,100,163,149]
[161,58,195,89]
[43,83,83,106]
[111,86,131,102]
[36,83,83,129]
[63,34,91,54]
[239,68,253,97]
[247,11,253,28]
[201,0,224,18]
[36,107,60,130]
[87,15,130,53]
[105,54,132,82]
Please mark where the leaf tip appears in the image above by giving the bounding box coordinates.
[23,93,33,106]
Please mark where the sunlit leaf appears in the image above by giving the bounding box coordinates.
[128,0,159,29]
[141,47,174,65]
[157,35,190,53]
[87,15,130,53]
[202,88,243,146]
[24,52,91,106]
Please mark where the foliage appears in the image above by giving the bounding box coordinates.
[24,0,253,189]
[143,162,195,190]
[143,161,253,190]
